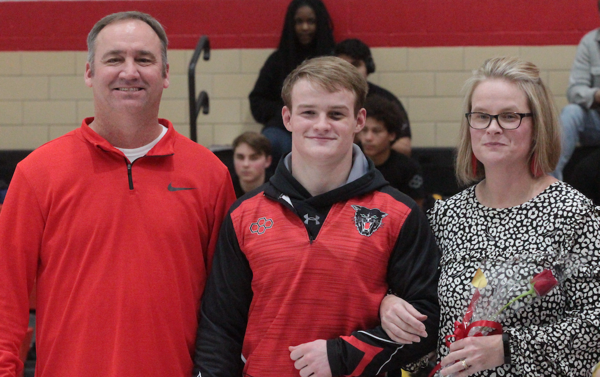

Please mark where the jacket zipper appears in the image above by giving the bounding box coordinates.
[124,154,173,191]
[126,159,134,190]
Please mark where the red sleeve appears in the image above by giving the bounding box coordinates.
[0,166,42,377]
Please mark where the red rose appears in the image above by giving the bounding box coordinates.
[531,269,558,296]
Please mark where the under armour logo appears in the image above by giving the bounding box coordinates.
[250,217,274,235]
[303,214,320,225]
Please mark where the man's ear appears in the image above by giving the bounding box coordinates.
[282,106,293,132]
[163,63,170,88]
[355,108,366,133]
[265,155,273,168]
[84,62,93,88]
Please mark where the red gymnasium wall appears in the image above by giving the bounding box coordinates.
[0,0,598,51]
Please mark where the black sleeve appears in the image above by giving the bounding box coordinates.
[394,99,411,139]
[192,214,253,377]
[326,201,440,376]
[249,51,286,129]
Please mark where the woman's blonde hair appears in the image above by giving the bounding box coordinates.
[456,56,561,186]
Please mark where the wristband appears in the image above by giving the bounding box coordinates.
[502,333,511,365]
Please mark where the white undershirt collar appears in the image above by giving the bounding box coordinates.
[115,125,168,163]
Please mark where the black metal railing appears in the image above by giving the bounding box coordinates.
[188,35,210,142]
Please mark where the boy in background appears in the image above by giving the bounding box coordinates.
[358,95,425,207]
[232,131,272,198]
[334,38,412,156]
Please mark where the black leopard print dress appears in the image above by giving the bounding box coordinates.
[428,181,600,376]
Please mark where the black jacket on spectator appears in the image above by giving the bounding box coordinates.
[569,148,600,205]
[375,150,424,201]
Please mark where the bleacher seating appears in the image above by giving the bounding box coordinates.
[0,151,31,184]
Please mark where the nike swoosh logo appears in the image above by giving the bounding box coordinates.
[168,183,196,191]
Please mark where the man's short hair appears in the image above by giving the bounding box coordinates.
[363,95,402,141]
[232,132,272,157]
[281,56,369,116]
[87,11,168,77]
[456,56,561,185]
[333,38,375,74]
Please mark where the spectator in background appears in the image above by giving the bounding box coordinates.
[569,148,600,205]
[0,11,235,377]
[552,0,600,180]
[358,95,425,207]
[334,38,412,156]
[232,131,272,198]
[249,0,335,168]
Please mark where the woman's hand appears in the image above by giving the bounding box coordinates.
[439,335,504,376]
[380,294,428,344]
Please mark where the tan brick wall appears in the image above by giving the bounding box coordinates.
[0,46,576,151]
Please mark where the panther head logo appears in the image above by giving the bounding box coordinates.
[351,205,388,237]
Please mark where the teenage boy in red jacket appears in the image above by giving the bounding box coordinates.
[193,56,439,377]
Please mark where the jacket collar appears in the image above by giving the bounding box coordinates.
[267,145,388,207]
[281,144,369,187]
[79,117,176,157]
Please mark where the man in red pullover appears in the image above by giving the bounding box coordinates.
[0,11,235,377]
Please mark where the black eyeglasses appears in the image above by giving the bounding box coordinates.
[466,112,533,130]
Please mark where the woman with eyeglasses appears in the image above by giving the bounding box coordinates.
[380,57,600,376]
